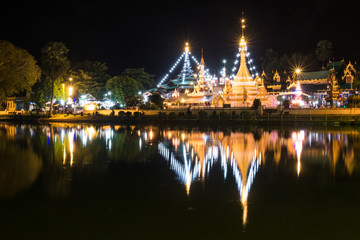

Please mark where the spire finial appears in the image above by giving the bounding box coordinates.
[239,12,247,49]
[200,48,204,65]
[185,42,189,53]
[241,12,245,37]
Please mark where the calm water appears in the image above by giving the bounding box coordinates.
[1,123,360,239]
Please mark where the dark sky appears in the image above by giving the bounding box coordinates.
[1,1,359,81]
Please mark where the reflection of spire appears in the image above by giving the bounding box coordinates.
[157,128,359,227]
[292,130,304,177]
[158,142,200,196]
[159,130,262,226]
[230,149,260,226]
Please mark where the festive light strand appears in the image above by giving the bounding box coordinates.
[157,53,185,87]
[157,49,204,87]
[229,47,259,79]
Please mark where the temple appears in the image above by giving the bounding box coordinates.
[157,15,276,109]
[147,14,357,109]
[222,16,274,108]
[263,60,357,108]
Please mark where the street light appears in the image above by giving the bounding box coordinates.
[62,83,65,113]
[69,86,73,97]
[68,77,73,98]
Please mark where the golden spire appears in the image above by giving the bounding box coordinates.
[240,12,246,48]
[200,48,204,66]
[197,48,205,85]
[235,12,252,81]
[241,12,245,36]
[185,42,189,53]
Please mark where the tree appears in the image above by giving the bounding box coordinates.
[261,48,280,75]
[31,75,63,108]
[121,68,155,89]
[285,52,318,72]
[105,75,141,104]
[0,40,41,99]
[253,98,261,109]
[353,70,360,91]
[316,40,333,68]
[149,92,164,108]
[41,42,70,115]
[70,61,110,99]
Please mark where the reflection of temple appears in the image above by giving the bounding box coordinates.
[158,130,275,225]
[1,123,359,215]
[156,128,358,225]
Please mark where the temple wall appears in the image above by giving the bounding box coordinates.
[286,108,360,115]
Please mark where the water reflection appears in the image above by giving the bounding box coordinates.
[157,128,359,225]
[0,123,154,199]
[0,123,359,227]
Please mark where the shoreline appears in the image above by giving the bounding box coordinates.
[1,109,360,127]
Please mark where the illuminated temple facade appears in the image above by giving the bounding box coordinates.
[159,16,276,109]
[150,15,358,109]
[221,24,273,108]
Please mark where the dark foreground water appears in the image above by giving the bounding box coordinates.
[1,123,360,239]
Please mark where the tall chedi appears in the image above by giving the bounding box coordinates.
[228,14,259,107]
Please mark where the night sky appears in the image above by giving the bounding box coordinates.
[1,1,359,80]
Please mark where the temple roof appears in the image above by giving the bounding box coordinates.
[340,83,355,90]
[297,70,329,81]
[300,84,328,93]
[327,61,343,71]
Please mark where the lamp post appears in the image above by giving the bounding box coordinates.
[62,83,65,113]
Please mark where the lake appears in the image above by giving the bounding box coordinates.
[1,123,360,239]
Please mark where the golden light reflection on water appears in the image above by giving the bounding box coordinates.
[157,128,359,226]
[0,123,359,224]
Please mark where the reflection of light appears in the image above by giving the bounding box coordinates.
[105,128,113,150]
[86,126,96,141]
[158,132,261,226]
[158,142,200,196]
[63,144,66,165]
[69,130,74,166]
[157,128,358,226]
[181,133,185,141]
[292,130,305,177]
[149,130,153,141]
[144,131,148,141]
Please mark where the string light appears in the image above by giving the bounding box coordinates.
[157,53,185,87]
[157,43,203,87]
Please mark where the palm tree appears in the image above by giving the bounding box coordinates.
[41,42,70,116]
[316,40,333,68]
